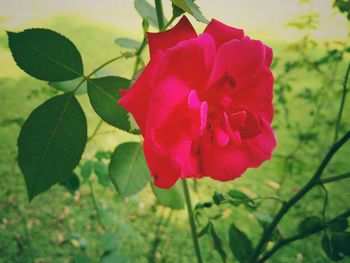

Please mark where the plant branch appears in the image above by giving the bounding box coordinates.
[87,119,104,142]
[182,179,203,263]
[257,210,350,262]
[334,62,350,142]
[249,130,350,263]
[319,171,350,185]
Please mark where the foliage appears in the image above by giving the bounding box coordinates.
[1,0,350,262]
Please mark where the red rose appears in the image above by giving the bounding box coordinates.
[119,16,276,188]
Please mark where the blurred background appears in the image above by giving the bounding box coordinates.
[1,0,350,262]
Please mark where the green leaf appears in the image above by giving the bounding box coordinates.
[172,3,185,18]
[298,216,323,235]
[100,251,129,263]
[332,232,350,256]
[101,233,118,252]
[18,93,87,201]
[329,217,349,232]
[227,189,251,201]
[115,38,141,50]
[94,161,111,187]
[87,76,132,132]
[229,224,253,263]
[152,182,184,210]
[8,29,83,81]
[322,233,343,261]
[81,160,94,182]
[210,224,227,263]
[49,77,87,95]
[170,0,208,23]
[60,172,80,195]
[213,191,225,205]
[135,0,159,28]
[109,142,150,197]
[197,222,212,238]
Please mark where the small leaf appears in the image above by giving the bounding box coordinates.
[100,251,129,263]
[60,172,80,195]
[87,76,132,132]
[18,93,87,201]
[229,224,253,263]
[8,29,83,81]
[152,182,184,210]
[95,161,111,187]
[322,233,344,261]
[115,38,141,50]
[172,3,185,18]
[49,77,87,95]
[329,217,349,232]
[227,189,251,201]
[81,160,94,182]
[298,216,323,235]
[210,224,227,263]
[135,0,159,28]
[101,233,118,252]
[109,142,150,197]
[170,0,208,23]
[197,222,211,238]
[213,191,225,205]
[332,232,350,257]
[254,212,273,230]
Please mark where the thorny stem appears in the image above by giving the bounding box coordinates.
[257,210,350,262]
[249,130,350,263]
[334,62,350,143]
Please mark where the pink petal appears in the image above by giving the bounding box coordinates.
[147,16,197,59]
[204,19,244,49]
[243,117,277,167]
[209,37,266,87]
[156,33,216,91]
[143,140,179,188]
[118,51,164,132]
[265,44,273,67]
[200,141,250,181]
[232,67,274,123]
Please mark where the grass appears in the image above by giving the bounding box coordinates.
[1,15,350,263]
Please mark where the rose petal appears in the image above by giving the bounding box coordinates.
[156,33,216,91]
[143,140,179,188]
[118,51,164,132]
[204,19,244,49]
[243,117,277,167]
[147,16,197,59]
[209,37,266,87]
[232,67,274,122]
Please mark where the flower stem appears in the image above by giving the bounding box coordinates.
[182,179,203,263]
[154,0,165,31]
[334,62,350,143]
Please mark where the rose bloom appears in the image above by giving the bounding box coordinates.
[119,16,276,188]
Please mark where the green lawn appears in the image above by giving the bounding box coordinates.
[0,15,350,263]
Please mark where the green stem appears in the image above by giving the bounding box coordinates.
[249,130,350,263]
[319,171,350,184]
[257,210,350,262]
[182,179,203,263]
[334,62,350,143]
[162,15,176,31]
[73,55,125,93]
[89,181,108,231]
[88,119,103,142]
[154,0,165,31]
